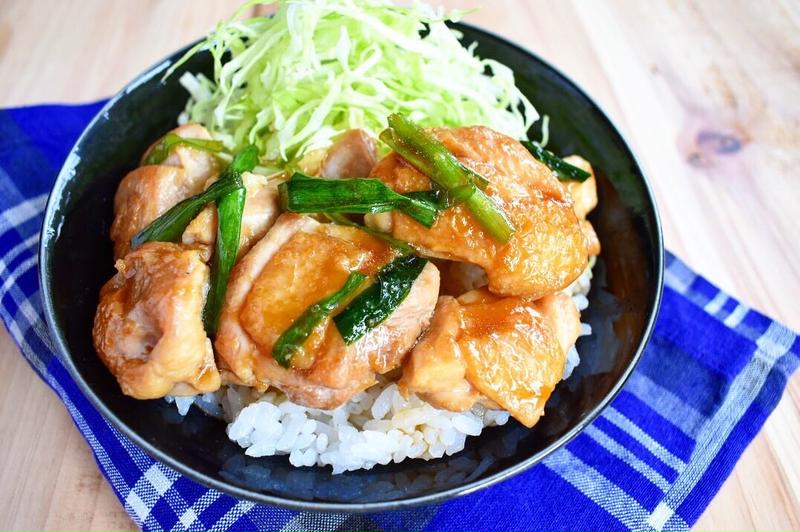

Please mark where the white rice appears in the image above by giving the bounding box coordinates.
[169,261,594,473]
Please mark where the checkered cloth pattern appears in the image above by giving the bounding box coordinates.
[0,102,797,531]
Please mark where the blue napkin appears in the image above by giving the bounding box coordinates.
[1,102,797,532]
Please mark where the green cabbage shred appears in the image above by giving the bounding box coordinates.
[169,0,537,165]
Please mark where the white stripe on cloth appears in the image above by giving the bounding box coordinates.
[211,500,256,530]
[125,491,151,525]
[664,259,697,294]
[543,448,678,531]
[130,465,182,530]
[723,303,749,328]
[1,275,47,346]
[173,491,225,532]
[0,255,37,294]
[5,318,45,372]
[583,425,671,492]
[649,322,796,530]
[601,407,686,471]
[117,425,168,473]
[0,289,53,373]
[177,507,200,531]
[280,513,349,532]
[0,233,38,273]
[624,372,706,437]
[647,501,675,530]
[119,444,207,531]
[0,193,47,233]
[703,291,728,316]
[145,463,178,496]
[0,230,51,358]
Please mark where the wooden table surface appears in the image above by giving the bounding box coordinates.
[1,1,798,530]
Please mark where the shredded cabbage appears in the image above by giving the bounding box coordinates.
[170,0,537,164]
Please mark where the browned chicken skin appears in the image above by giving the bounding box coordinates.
[320,129,377,178]
[92,242,220,399]
[399,289,581,427]
[110,124,218,259]
[562,155,601,256]
[294,128,378,179]
[367,126,589,299]
[215,214,440,409]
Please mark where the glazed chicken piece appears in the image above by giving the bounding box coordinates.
[181,171,281,259]
[215,214,440,409]
[320,129,378,178]
[110,124,218,259]
[399,289,581,427]
[367,126,588,299]
[438,261,489,296]
[562,155,600,257]
[146,123,219,178]
[93,242,220,399]
[295,129,378,179]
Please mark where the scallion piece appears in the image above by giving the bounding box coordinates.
[325,213,416,256]
[381,114,516,244]
[203,145,259,334]
[143,132,226,166]
[279,172,439,228]
[520,140,591,182]
[130,145,259,249]
[272,272,368,367]
[334,255,427,344]
[202,186,246,335]
[130,177,242,248]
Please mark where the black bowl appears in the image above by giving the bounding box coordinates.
[38,22,663,511]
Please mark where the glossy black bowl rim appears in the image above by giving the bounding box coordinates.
[38,21,664,513]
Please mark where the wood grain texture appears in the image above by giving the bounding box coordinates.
[0,0,798,530]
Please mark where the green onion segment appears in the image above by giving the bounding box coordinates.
[143,132,226,166]
[334,254,427,344]
[521,140,591,182]
[130,145,259,249]
[324,213,416,256]
[129,176,241,249]
[279,173,438,228]
[381,113,515,244]
[272,272,368,367]
[202,186,246,335]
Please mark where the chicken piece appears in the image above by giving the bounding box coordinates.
[320,129,378,178]
[145,123,219,179]
[398,297,483,411]
[438,261,488,296]
[367,126,588,298]
[293,129,378,178]
[182,171,280,259]
[581,220,601,256]
[562,155,601,256]
[93,242,220,399]
[111,124,218,259]
[399,289,581,427]
[562,155,598,219]
[215,214,440,409]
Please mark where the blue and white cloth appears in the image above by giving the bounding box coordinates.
[0,102,797,532]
